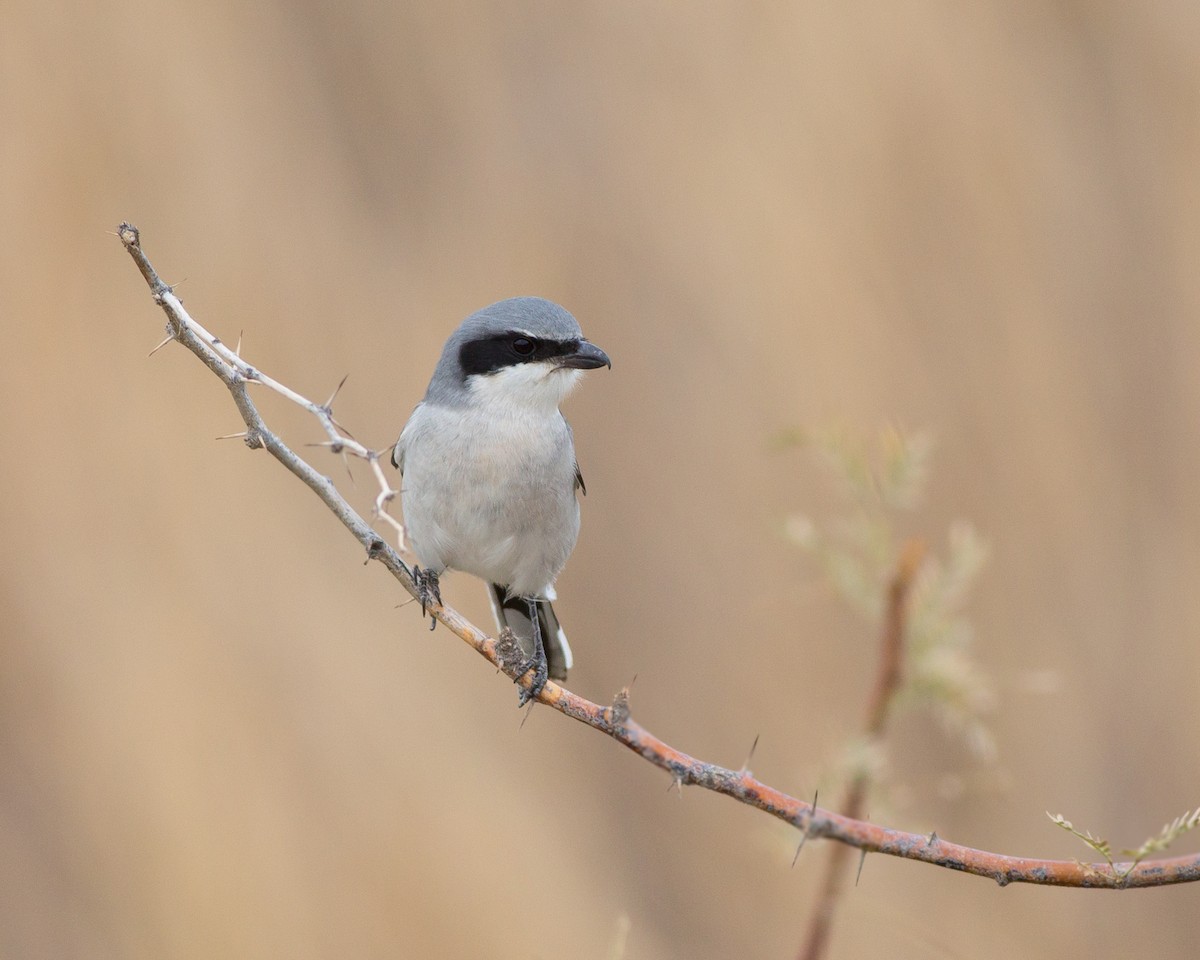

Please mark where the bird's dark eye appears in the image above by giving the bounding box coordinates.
[512,337,535,356]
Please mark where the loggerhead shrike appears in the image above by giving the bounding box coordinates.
[392,297,610,704]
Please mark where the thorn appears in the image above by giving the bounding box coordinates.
[234,330,244,356]
[792,789,819,868]
[342,451,355,486]
[667,776,683,796]
[394,597,417,610]
[926,831,938,847]
[791,835,806,868]
[519,698,536,730]
[855,849,868,887]
[215,431,248,441]
[324,373,350,410]
[329,417,356,441]
[147,335,174,358]
[740,733,760,773]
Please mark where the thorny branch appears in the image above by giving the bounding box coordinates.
[118,223,1200,890]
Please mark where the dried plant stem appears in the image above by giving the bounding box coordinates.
[118,223,1200,890]
[800,541,924,960]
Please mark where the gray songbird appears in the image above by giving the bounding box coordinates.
[392,298,610,704]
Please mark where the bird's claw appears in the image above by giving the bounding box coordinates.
[497,627,549,706]
[515,650,549,707]
[413,566,441,630]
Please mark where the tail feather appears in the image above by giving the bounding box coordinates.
[537,593,573,679]
[487,584,573,681]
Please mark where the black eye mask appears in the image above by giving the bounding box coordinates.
[459,333,583,377]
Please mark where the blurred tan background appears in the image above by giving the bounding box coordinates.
[2,1,1199,957]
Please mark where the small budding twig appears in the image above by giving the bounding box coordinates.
[118,223,1200,891]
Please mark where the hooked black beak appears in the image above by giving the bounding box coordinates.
[557,340,611,370]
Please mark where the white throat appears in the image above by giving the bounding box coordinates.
[466,363,583,414]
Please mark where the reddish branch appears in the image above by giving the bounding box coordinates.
[800,540,924,960]
[118,223,1200,890]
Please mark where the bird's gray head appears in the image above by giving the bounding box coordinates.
[424,297,610,410]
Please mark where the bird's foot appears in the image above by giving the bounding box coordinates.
[515,648,549,707]
[497,627,549,706]
[413,566,441,630]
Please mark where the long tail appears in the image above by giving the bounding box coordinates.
[487,584,573,681]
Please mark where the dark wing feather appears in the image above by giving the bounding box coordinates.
[391,404,421,471]
[564,416,585,495]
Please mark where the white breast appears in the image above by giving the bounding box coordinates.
[398,379,583,596]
